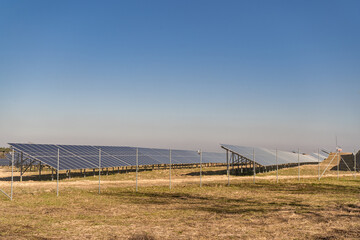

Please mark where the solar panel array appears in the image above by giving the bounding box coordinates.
[308,152,329,160]
[221,144,327,167]
[0,158,9,166]
[8,143,225,171]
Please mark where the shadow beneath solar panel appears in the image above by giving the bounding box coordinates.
[0,173,74,182]
[0,168,154,182]
[183,169,255,176]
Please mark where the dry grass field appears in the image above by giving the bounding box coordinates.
[0,165,359,240]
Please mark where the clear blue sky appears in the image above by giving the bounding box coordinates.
[0,0,359,152]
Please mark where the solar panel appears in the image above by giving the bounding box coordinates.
[8,143,226,171]
[9,143,98,170]
[221,144,321,166]
[137,148,171,165]
[59,145,129,168]
[0,158,9,166]
[94,146,136,165]
[201,152,225,163]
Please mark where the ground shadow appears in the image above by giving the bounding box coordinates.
[184,169,254,176]
[0,168,152,182]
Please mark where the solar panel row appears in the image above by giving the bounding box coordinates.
[0,158,9,166]
[221,144,327,167]
[8,143,225,171]
[7,143,327,171]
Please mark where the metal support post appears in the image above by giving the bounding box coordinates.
[298,148,300,181]
[226,150,229,185]
[11,149,14,200]
[318,148,320,181]
[136,148,139,192]
[98,148,101,194]
[169,149,172,190]
[200,149,203,187]
[355,150,357,179]
[39,161,42,179]
[337,152,340,180]
[240,157,243,174]
[276,149,279,183]
[57,148,59,197]
[226,151,229,186]
[253,148,256,184]
[231,153,234,170]
[319,153,338,179]
[20,152,23,182]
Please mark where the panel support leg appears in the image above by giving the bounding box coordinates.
[39,162,42,180]
[20,152,23,182]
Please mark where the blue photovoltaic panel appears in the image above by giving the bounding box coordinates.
[59,145,130,168]
[0,158,9,166]
[9,143,98,170]
[138,148,171,165]
[94,146,136,165]
[9,143,63,169]
[7,143,226,170]
[171,150,200,164]
[221,144,323,166]
[202,152,225,164]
